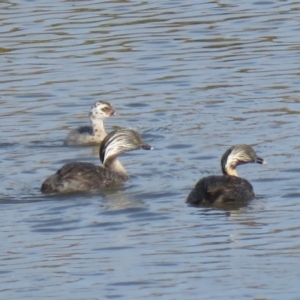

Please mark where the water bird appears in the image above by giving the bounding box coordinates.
[64,101,115,146]
[42,129,152,194]
[186,144,265,207]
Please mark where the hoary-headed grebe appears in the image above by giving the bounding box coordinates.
[186,144,265,207]
[64,101,115,146]
[42,129,152,194]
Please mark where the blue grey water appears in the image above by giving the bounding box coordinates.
[1,0,300,299]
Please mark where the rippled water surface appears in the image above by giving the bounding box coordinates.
[1,0,300,299]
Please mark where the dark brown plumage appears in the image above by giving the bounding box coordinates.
[40,162,126,194]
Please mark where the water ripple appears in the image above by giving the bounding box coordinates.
[1,1,300,299]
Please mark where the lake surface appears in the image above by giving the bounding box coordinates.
[1,0,300,299]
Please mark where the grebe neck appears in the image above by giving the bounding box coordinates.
[91,118,106,139]
[225,166,238,177]
[104,157,129,180]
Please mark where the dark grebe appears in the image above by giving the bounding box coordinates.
[64,101,115,146]
[186,144,265,207]
[42,129,152,194]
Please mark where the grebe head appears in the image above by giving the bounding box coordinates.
[221,144,265,176]
[100,129,152,166]
[89,101,115,121]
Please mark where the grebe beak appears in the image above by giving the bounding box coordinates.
[141,143,153,150]
[255,157,266,164]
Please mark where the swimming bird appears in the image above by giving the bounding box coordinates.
[42,129,152,194]
[186,144,265,207]
[64,101,115,146]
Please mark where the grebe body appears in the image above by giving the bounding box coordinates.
[64,101,115,146]
[186,144,265,206]
[42,129,152,194]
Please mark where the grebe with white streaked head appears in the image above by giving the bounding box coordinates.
[42,129,152,194]
[64,101,115,146]
[186,144,266,207]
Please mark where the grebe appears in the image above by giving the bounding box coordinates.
[42,129,152,194]
[186,144,265,207]
[64,101,115,146]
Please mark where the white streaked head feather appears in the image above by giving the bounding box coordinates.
[222,144,265,175]
[100,129,152,165]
